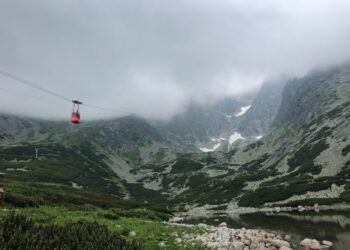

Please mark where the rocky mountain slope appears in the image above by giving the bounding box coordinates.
[0,65,349,210]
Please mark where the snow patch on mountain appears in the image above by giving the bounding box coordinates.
[229,132,245,144]
[199,143,221,152]
[211,138,226,142]
[235,105,251,117]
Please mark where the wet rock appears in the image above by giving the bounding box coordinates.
[322,240,333,247]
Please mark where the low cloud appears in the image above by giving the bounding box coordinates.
[0,0,349,120]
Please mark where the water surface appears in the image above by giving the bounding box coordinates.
[184,209,350,250]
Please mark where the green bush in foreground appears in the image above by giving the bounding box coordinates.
[0,214,142,250]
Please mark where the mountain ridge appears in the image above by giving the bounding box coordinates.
[0,65,349,211]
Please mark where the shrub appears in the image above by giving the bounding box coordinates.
[0,214,142,250]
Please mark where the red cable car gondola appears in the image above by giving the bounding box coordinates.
[71,100,82,124]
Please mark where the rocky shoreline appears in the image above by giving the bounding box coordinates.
[167,221,333,250]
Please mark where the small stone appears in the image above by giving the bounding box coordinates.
[219,222,228,228]
[322,240,333,247]
[244,239,251,246]
[284,234,291,241]
[175,238,182,243]
[129,231,136,237]
[169,216,183,222]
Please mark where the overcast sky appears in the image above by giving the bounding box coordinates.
[0,0,349,120]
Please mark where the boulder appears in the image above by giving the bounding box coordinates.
[270,239,291,248]
[244,239,251,246]
[322,240,333,247]
[279,246,293,250]
[301,238,320,249]
[310,245,321,250]
[229,241,244,250]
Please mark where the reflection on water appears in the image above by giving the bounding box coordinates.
[184,210,350,250]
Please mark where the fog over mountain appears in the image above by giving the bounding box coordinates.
[0,0,349,120]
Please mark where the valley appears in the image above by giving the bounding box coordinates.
[0,65,350,249]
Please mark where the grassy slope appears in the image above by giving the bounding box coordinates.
[0,206,208,250]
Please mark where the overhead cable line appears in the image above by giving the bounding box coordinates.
[0,86,54,104]
[0,69,124,114]
[0,69,71,102]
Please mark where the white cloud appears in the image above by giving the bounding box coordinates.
[0,0,349,119]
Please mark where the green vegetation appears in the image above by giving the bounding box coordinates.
[342,144,350,156]
[0,214,141,250]
[3,180,138,209]
[239,181,334,207]
[287,137,329,175]
[0,144,124,196]
[243,141,264,152]
[0,206,208,250]
[170,159,204,174]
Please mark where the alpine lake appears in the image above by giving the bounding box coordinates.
[183,209,350,250]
